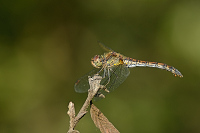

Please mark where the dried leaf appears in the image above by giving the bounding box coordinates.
[90,103,120,133]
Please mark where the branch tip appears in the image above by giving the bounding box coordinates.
[67,74,103,132]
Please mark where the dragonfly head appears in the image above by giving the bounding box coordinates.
[91,55,103,68]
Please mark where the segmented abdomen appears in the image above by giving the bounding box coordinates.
[123,58,183,77]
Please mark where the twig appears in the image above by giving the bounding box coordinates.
[90,103,120,133]
[67,74,102,133]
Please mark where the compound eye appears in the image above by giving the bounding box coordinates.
[94,55,99,61]
[91,55,102,68]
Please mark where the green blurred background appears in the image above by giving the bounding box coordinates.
[0,0,200,133]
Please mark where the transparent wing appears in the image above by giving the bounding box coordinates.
[94,64,130,101]
[98,41,114,52]
[103,65,130,91]
[74,64,130,100]
[74,68,101,93]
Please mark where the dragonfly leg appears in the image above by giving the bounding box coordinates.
[100,85,109,93]
[103,67,107,78]
[95,93,106,98]
[97,65,105,76]
[98,85,109,92]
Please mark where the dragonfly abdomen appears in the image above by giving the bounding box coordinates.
[123,58,149,67]
[123,58,183,77]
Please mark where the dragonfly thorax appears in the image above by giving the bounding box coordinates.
[91,52,124,69]
[91,55,103,68]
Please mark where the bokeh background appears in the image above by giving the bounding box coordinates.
[1,0,200,133]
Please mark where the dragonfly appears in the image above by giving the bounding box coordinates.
[74,42,183,99]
